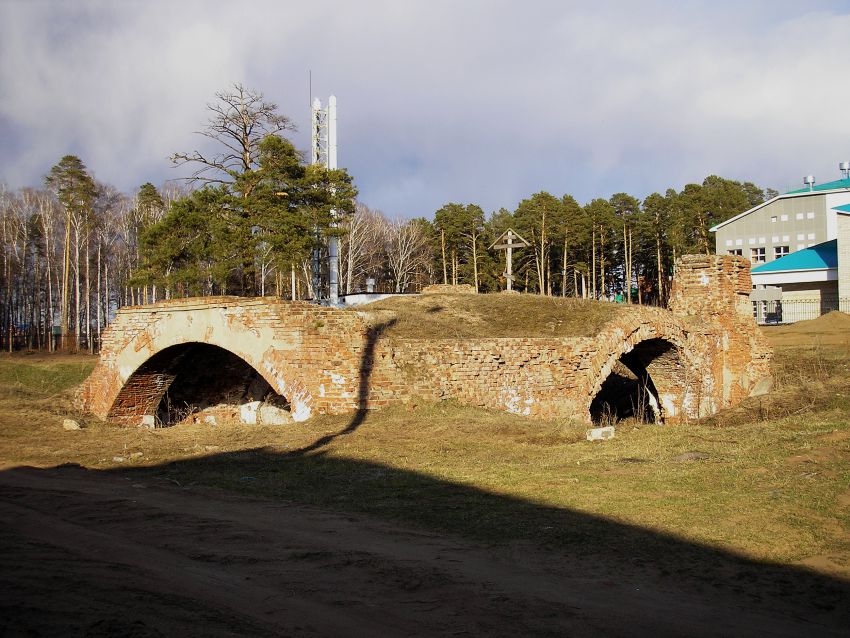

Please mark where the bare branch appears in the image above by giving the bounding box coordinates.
[171,83,296,184]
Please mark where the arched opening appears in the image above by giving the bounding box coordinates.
[108,343,290,426]
[589,360,658,424]
[589,338,683,425]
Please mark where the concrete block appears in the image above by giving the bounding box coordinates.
[586,426,615,441]
[258,403,290,425]
[240,401,261,425]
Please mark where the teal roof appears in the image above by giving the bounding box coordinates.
[786,177,850,194]
[751,239,837,273]
[834,203,850,214]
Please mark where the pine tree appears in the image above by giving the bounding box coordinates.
[44,155,97,350]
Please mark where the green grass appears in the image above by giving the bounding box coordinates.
[0,355,94,397]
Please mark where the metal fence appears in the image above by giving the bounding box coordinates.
[752,296,850,325]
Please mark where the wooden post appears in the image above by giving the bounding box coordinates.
[506,230,513,291]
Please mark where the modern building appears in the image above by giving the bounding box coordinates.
[710,164,850,323]
[749,239,840,322]
[711,174,850,265]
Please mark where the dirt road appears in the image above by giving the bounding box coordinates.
[1,465,847,637]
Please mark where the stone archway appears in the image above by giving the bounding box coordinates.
[585,314,701,425]
[78,299,330,425]
[589,338,688,424]
[108,342,293,426]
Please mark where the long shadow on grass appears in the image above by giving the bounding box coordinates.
[283,319,395,457]
[2,451,849,636]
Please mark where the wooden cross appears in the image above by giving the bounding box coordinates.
[490,228,530,292]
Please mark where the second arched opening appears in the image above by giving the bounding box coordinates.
[589,338,685,425]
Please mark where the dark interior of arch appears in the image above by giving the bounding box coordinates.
[131,343,288,426]
[589,339,675,425]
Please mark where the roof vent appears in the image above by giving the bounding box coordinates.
[803,175,816,191]
[840,161,850,179]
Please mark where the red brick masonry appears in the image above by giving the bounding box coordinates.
[77,255,771,425]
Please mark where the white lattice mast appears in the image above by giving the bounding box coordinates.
[310,95,340,304]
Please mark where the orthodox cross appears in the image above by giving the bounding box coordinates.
[490,228,531,292]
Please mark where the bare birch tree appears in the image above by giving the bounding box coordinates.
[339,202,384,294]
[385,218,429,293]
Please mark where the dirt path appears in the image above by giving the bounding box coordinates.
[0,465,846,637]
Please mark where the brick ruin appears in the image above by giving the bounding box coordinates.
[77,255,772,426]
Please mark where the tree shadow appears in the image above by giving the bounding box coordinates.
[283,318,395,457]
[2,453,848,636]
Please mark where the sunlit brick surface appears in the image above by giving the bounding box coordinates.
[77,256,771,425]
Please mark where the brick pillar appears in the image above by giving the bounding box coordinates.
[668,254,752,318]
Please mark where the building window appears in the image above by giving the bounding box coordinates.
[796,213,804,220]
[735,239,743,246]
[807,233,815,240]
[728,249,742,256]
[748,238,756,245]
[807,212,815,219]
[774,245,789,259]
[781,214,789,221]
[725,239,733,247]
[782,235,789,242]
[797,233,805,241]
[771,216,777,223]
[771,236,779,243]
[750,247,765,263]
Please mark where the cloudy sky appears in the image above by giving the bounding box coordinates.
[1,0,849,218]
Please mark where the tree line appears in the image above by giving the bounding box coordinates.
[0,83,775,351]
[422,175,775,302]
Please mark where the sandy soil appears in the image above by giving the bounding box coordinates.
[1,464,847,637]
[762,310,850,348]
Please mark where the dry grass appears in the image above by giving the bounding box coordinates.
[354,292,623,339]
[0,315,849,579]
[761,310,850,350]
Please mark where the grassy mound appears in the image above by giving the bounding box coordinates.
[768,310,850,335]
[354,293,624,339]
[762,311,850,349]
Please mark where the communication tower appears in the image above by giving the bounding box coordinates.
[310,96,340,304]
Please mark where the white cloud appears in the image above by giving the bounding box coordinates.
[1,0,848,214]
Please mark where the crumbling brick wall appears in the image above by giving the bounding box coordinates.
[78,255,771,426]
[668,254,773,411]
[420,284,477,295]
[78,298,371,423]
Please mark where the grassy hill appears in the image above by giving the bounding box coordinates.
[353,293,624,339]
